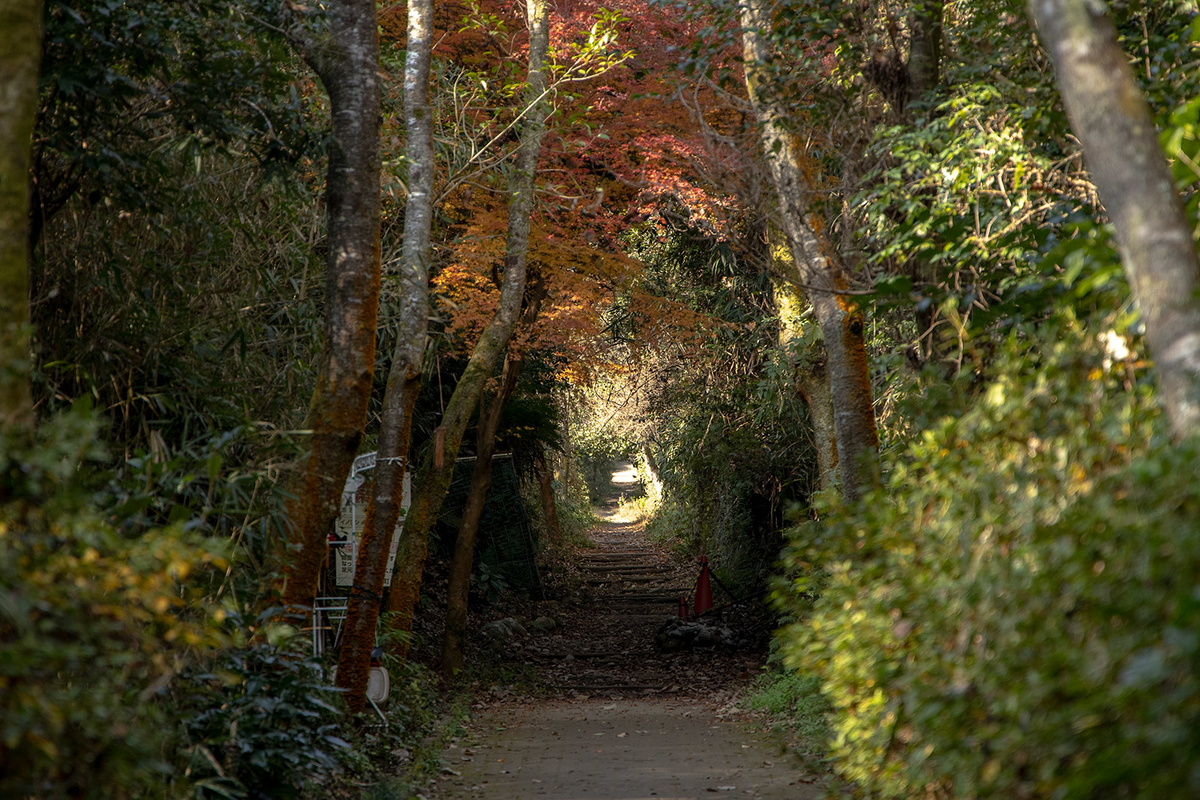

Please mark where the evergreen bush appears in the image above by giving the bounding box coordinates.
[175,642,348,799]
[777,326,1200,797]
[0,405,228,799]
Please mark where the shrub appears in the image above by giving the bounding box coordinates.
[777,327,1200,798]
[0,405,228,800]
[175,642,348,800]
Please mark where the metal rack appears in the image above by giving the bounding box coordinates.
[312,595,348,656]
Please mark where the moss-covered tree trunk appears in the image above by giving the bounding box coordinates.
[278,0,382,610]
[0,0,42,438]
[742,0,879,501]
[384,0,551,660]
[334,0,433,713]
[1029,0,1200,439]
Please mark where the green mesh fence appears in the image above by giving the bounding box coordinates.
[433,454,543,598]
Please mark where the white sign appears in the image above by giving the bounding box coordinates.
[333,455,411,588]
[333,541,355,586]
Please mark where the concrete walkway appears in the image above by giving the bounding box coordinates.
[433,697,818,800]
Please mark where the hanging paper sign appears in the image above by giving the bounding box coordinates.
[333,540,356,586]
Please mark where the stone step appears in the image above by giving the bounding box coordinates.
[581,557,657,563]
[586,576,670,584]
[608,595,690,604]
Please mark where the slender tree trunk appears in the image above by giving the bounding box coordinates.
[560,410,574,500]
[1029,0,1200,439]
[334,0,434,713]
[905,0,943,365]
[278,0,382,610]
[769,227,839,492]
[385,0,551,659]
[441,350,526,677]
[771,272,837,492]
[439,281,545,676]
[638,442,663,505]
[739,2,879,502]
[0,0,42,439]
[906,0,943,104]
[534,446,562,543]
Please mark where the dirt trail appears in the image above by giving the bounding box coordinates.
[506,462,765,696]
[431,464,819,800]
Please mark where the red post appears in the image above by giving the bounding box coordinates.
[678,595,689,619]
[693,556,713,616]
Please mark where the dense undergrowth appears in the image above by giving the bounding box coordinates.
[775,324,1200,798]
[743,324,1200,799]
[0,408,473,800]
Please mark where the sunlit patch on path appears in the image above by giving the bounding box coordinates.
[610,464,640,485]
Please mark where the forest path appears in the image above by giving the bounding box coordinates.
[430,697,816,799]
[431,464,819,799]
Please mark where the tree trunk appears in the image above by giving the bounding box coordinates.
[0,0,42,438]
[905,0,943,365]
[638,442,664,505]
[278,0,382,611]
[441,350,526,678]
[740,2,879,502]
[560,411,574,500]
[438,281,545,677]
[798,365,837,491]
[384,0,551,660]
[906,0,943,104]
[334,0,434,713]
[534,446,562,543]
[771,247,838,492]
[1029,0,1200,440]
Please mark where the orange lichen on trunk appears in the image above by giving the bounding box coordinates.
[277,0,383,613]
